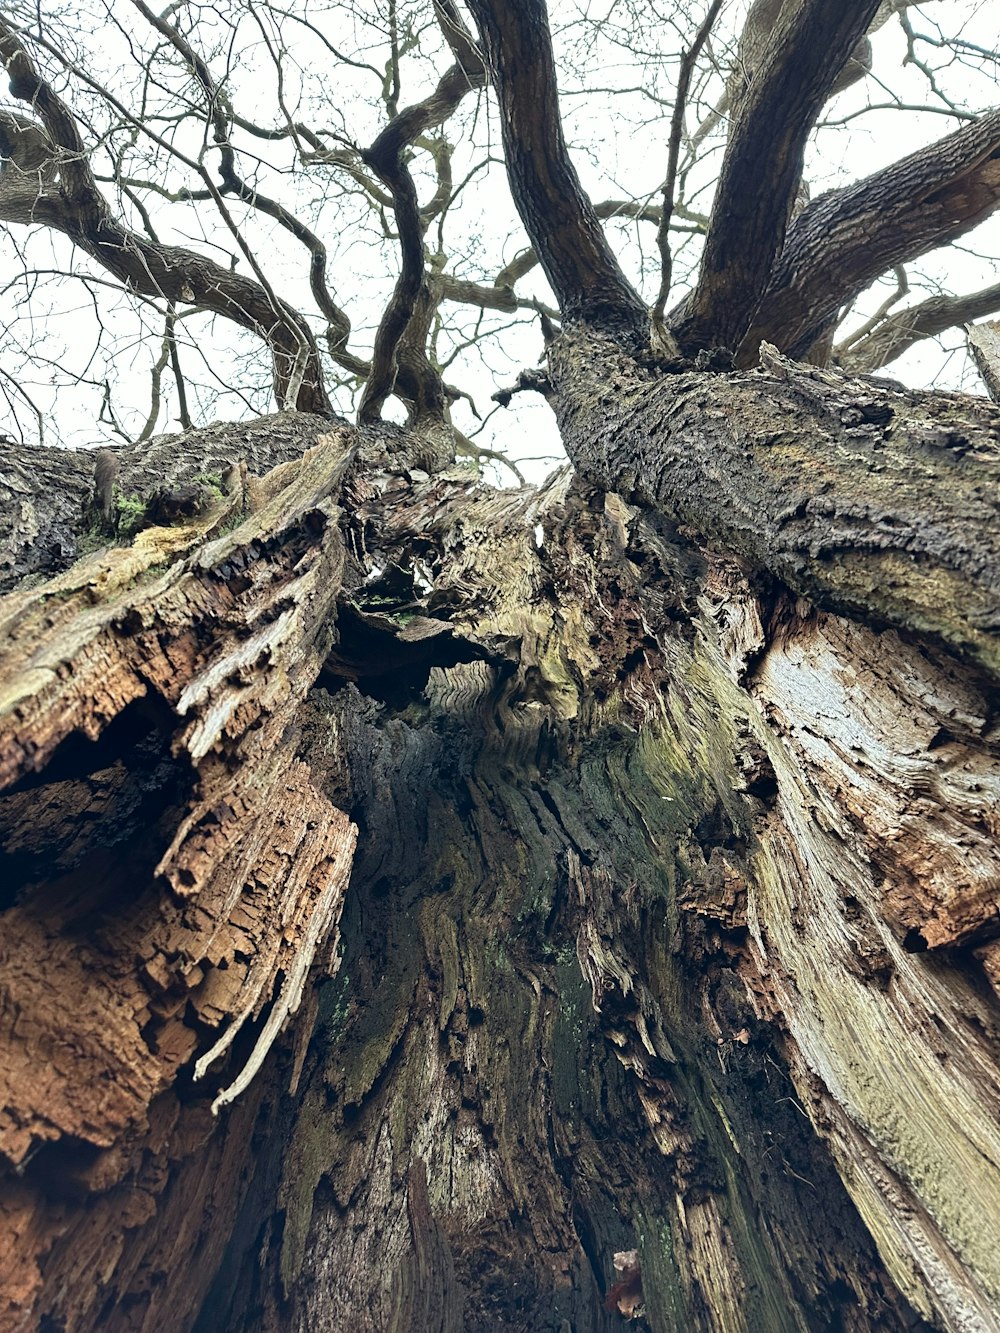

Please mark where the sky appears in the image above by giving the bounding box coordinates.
[0,0,997,484]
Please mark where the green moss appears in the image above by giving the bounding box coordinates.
[637,1211,688,1333]
[318,969,352,1046]
[192,472,226,503]
[214,509,247,537]
[113,488,147,538]
[278,1085,333,1295]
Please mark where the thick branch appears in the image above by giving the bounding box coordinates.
[437,273,558,319]
[0,16,331,414]
[841,282,1000,373]
[742,109,1000,365]
[356,151,437,426]
[465,0,646,339]
[550,331,1000,680]
[670,0,882,356]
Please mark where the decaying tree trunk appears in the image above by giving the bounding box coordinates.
[3,0,1000,1328]
[1,329,999,1332]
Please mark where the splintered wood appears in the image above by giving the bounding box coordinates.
[0,433,358,1331]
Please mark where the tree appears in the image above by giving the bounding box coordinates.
[1,1,999,1330]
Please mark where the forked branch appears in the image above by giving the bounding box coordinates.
[841,282,1000,373]
[0,14,331,414]
[358,1,487,425]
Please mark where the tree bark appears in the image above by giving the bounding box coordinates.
[1,338,999,1331]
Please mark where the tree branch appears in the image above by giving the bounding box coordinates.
[670,0,883,356]
[357,1,487,427]
[652,0,724,327]
[834,265,908,357]
[437,273,559,319]
[128,0,354,357]
[464,0,646,340]
[550,329,1000,682]
[0,15,331,414]
[743,108,1000,364]
[841,281,1000,373]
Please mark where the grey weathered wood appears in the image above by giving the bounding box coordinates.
[967,319,1000,404]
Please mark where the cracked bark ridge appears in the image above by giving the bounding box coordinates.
[548,330,1000,682]
[0,412,335,591]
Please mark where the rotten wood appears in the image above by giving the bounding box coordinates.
[0,432,361,1328]
[0,406,998,1331]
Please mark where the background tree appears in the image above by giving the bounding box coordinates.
[1,2,1000,1331]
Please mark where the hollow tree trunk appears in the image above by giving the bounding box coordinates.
[1,345,999,1333]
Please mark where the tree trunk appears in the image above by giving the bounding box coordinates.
[1,353,998,1331]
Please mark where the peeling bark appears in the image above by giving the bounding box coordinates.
[0,432,360,1328]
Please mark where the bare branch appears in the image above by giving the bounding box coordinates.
[357,2,487,426]
[841,282,1000,373]
[670,0,882,357]
[437,274,558,320]
[835,266,909,356]
[652,0,724,327]
[0,14,332,414]
[128,0,354,357]
[465,0,646,340]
